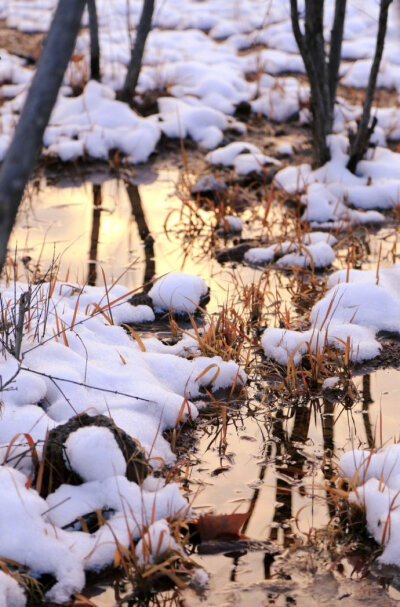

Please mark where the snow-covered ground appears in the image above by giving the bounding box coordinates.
[0,274,245,602]
[2,0,400,600]
[262,263,400,365]
[339,444,400,566]
[0,0,400,166]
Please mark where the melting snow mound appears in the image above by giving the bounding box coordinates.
[149,272,209,315]
[339,444,400,566]
[262,263,400,366]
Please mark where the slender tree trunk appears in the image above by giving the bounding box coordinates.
[291,0,390,171]
[328,0,347,124]
[290,0,332,165]
[305,0,332,163]
[119,0,154,105]
[347,0,393,172]
[88,0,101,81]
[0,0,86,274]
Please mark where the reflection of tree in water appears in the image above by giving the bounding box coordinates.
[321,397,336,520]
[87,181,155,287]
[88,183,102,286]
[362,374,375,448]
[126,182,155,289]
[269,404,311,545]
[244,387,374,539]
[205,378,378,585]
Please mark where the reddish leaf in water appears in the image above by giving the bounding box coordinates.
[197,512,249,541]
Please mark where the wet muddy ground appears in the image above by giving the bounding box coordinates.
[10,152,400,606]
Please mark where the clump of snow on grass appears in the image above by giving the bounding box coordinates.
[339,444,400,566]
[261,327,312,366]
[262,263,400,366]
[274,135,398,229]
[112,303,155,325]
[251,76,307,122]
[0,466,85,604]
[44,81,160,163]
[206,141,281,176]
[149,272,209,315]
[154,97,245,149]
[206,141,262,165]
[65,426,127,482]
[136,519,184,567]
[245,231,336,269]
[219,215,243,233]
[0,570,26,607]
[322,376,340,391]
[276,142,294,156]
[191,566,209,589]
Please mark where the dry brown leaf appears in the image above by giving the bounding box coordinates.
[197,512,249,541]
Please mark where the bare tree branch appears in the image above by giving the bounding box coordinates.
[348,0,393,171]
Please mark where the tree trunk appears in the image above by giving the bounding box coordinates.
[328,0,347,126]
[119,0,154,105]
[347,0,393,172]
[88,0,101,81]
[290,0,331,165]
[0,0,86,274]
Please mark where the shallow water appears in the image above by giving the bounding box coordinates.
[11,165,400,606]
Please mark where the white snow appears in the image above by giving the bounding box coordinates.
[206,141,281,176]
[148,272,209,315]
[64,426,127,482]
[262,264,400,366]
[274,135,400,228]
[339,444,400,566]
[245,232,336,268]
[219,215,243,233]
[44,80,161,163]
[136,518,183,567]
[0,571,26,607]
[0,275,246,600]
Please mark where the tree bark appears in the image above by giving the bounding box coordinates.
[347,0,393,172]
[328,0,347,124]
[119,0,154,105]
[88,0,101,81]
[290,0,331,165]
[0,0,86,274]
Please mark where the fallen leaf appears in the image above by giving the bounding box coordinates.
[197,512,249,541]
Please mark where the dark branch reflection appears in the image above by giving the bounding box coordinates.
[362,374,375,448]
[87,181,156,288]
[321,398,336,520]
[269,404,311,546]
[126,182,155,289]
[88,183,102,286]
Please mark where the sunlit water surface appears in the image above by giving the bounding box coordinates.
[9,167,400,606]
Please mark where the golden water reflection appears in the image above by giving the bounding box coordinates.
[9,170,271,315]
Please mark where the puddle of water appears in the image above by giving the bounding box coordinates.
[8,167,400,605]
[10,169,268,317]
[178,368,400,604]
